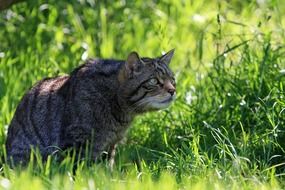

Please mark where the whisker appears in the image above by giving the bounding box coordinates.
[128,98,151,112]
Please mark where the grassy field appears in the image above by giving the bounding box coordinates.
[1,0,285,189]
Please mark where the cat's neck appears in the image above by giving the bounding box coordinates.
[111,94,135,125]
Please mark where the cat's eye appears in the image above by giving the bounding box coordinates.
[148,78,158,85]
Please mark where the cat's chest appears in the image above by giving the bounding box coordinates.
[97,119,130,147]
[109,116,131,134]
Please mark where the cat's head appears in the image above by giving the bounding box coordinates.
[118,49,176,113]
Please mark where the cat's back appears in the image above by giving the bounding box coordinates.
[80,58,125,77]
[6,59,124,162]
[6,59,123,144]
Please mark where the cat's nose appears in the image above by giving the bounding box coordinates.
[168,88,176,96]
[164,80,176,96]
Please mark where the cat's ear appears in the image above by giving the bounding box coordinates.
[159,49,175,65]
[125,51,144,76]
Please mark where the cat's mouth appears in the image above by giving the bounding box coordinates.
[135,94,176,112]
[147,95,176,110]
[159,96,174,104]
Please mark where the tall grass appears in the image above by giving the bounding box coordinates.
[1,0,285,189]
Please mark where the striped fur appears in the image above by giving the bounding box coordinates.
[5,50,176,165]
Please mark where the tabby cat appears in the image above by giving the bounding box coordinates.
[5,50,176,165]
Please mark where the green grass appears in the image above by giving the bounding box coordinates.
[1,0,285,189]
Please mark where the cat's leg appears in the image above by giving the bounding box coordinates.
[91,131,119,164]
[62,124,119,165]
[61,124,95,161]
[6,132,34,166]
[107,143,117,171]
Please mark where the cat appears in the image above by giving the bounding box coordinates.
[5,49,176,166]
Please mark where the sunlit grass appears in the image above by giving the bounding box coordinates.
[1,0,285,189]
